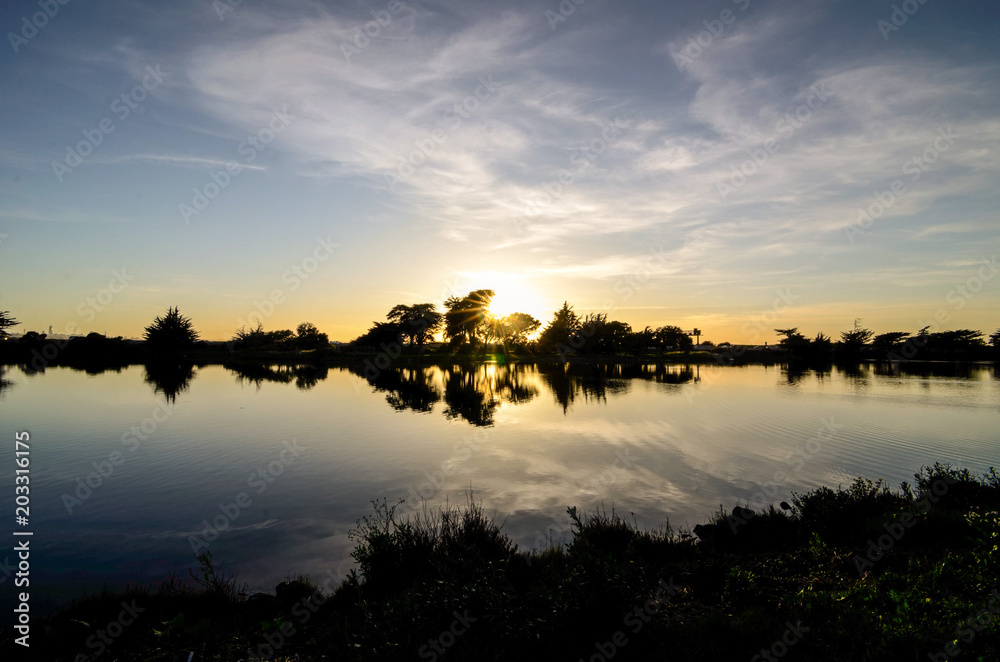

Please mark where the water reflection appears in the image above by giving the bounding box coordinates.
[226,363,329,391]
[538,363,695,413]
[96,359,1000,424]
[345,364,441,413]
[0,364,13,397]
[441,364,540,426]
[143,361,196,403]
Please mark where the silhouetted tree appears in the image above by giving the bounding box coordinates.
[231,323,295,350]
[839,320,873,354]
[579,314,631,354]
[655,325,693,351]
[991,329,1000,349]
[538,302,581,351]
[0,310,18,338]
[351,321,405,348]
[144,306,198,353]
[872,331,910,354]
[444,290,494,344]
[774,328,808,352]
[296,322,329,349]
[387,303,443,348]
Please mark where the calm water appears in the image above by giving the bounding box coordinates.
[1,361,998,613]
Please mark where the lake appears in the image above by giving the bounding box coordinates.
[1,361,997,614]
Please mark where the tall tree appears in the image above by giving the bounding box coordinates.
[537,301,581,351]
[387,303,443,348]
[443,290,494,343]
[840,319,874,353]
[144,306,199,353]
[0,310,18,338]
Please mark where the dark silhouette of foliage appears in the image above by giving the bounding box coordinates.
[386,303,443,348]
[537,301,581,351]
[351,321,405,349]
[443,290,494,343]
[0,310,18,338]
[654,325,693,351]
[872,331,910,354]
[839,320,873,354]
[144,306,198,353]
[577,314,632,354]
[231,324,297,351]
[143,361,195,403]
[295,322,329,349]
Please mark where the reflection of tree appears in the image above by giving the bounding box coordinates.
[493,364,539,405]
[226,364,329,391]
[144,361,196,404]
[346,363,540,425]
[443,366,500,426]
[345,364,441,413]
[538,363,693,413]
[0,364,14,398]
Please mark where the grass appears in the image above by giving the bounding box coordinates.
[6,463,999,661]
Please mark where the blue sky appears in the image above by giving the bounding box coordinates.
[1,0,999,342]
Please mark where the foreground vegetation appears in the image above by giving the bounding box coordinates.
[7,464,999,661]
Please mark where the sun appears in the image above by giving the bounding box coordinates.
[458,272,549,321]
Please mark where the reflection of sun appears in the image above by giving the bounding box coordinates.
[460,272,549,320]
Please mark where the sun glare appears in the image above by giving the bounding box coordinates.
[460,272,549,321]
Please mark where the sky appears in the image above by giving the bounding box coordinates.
[1,0,999,343]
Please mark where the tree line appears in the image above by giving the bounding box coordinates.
[2,302,999,361]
